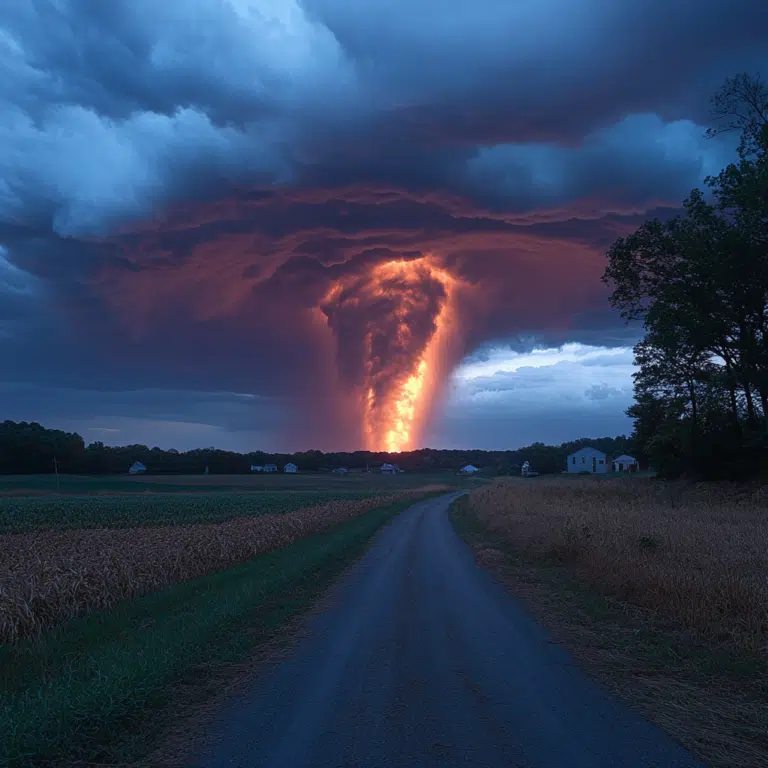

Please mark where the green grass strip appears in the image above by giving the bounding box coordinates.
[0,497,419,767]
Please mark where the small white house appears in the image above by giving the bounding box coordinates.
[332,467,348,474]
[380,463,399,474]
[263,463,278,473]
[613,455,639,473]
[250,465,263,472]
[128,461,147,475]
[283,463,298,473]
[460,464,480,474]
[567,446,608,474]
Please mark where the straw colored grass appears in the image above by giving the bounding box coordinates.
[456,476,768,768]
[0,491,425,644]
[465,476,768,653]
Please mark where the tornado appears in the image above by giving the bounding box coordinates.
[321,257,456,452]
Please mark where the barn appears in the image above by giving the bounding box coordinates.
[128,461,147,475]
[566,446,608,474]
[283,463,298,473]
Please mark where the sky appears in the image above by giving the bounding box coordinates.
[1,0,767,452]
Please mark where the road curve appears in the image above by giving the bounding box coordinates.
[191,493,702,768]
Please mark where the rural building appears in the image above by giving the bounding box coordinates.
[263,463,278,473]
[380,463,399,474]
[283,463,298,473]
[250,465,263,472]
[460,464,480,474]
[332,467,348,474]
[613,455,639,472]
[567,446,608,474]
[128,461,146,475]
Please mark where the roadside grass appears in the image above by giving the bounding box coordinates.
[450,490,768,768]
[0,497,418,768]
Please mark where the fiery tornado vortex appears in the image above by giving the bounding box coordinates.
[321,257,456,452]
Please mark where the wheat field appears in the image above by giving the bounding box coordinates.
[0,490,429,644]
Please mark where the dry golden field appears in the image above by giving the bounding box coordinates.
[458,476,768,768]
[465,476,768,653]
[0,490,427,644]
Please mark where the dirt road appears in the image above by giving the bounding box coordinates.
[192,493,702,768]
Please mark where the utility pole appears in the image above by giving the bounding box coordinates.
[54,456,60,492]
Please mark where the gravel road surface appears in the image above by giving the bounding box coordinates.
[192,492,702,768]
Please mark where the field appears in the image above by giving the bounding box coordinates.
[0,490,398,533]
[1,490,439,643]
[1,499,419,767]
[0,472,466,534]
[0,473,448,766]
[452,477,768,767]
[0,471,465,496]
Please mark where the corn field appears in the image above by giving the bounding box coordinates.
[0,490,429,644]
[464,477,768,653]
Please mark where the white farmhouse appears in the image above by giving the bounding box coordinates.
[613,455,639,473]
[567,446,609,474]
[250,465,263,472]
[380,463,398,474]
[128,461,147,475]
[283,463,298,473]
[460,464,480,474]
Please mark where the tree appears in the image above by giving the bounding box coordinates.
[604,73,768,478]
[0,421,85,474]
[707,111,768,424]
[706,72,768,157]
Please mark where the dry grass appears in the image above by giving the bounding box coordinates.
[458,476,768,767]
[0,491,426,644]
[466,476,768,653]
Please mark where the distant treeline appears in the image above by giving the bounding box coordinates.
[604,73,768,480]
[0,420,634,476]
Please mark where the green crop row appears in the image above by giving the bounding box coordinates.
[0,490,381,533]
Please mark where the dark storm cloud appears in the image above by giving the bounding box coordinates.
[1,0,766,449]
[303,0,768,139]
[1,0,763,234]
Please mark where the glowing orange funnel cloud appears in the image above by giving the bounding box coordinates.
[321,256,456,453]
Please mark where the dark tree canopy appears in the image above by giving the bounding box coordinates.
[604,73,768,479]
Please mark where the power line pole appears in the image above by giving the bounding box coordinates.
[54,456,60,492]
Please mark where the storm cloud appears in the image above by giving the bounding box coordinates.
[1,0,766,450]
